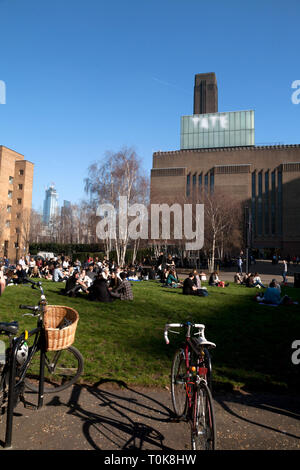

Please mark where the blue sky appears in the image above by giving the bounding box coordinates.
[0,0,299,211]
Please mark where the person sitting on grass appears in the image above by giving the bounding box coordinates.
[208,271,228,288]
[86,264,97,285]
[64,271,89,297]
[78,269,92,289]
[0,268,5,295]
[193,269,202,289]
[108,270,121,291]
[13,264,28,285]
[234,272,243,284]
[165,269,181,288]
[109,272,133,300]
[88,273,115,302]
[245,273,254,287]
[182,273,207,296]
[52,264,68,282]
[160,268,169,285]
[252,273,265,289]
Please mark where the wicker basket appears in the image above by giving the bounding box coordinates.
[44,305,79,351]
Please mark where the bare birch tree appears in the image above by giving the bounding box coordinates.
[203,191,242,272]
[84,147,149,266]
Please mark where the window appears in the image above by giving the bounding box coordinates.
[19,169,24,176]
[257,172,262,236]
[204,173,208,193]
[8,190,13,199]
[198,173,202,191]
[7,205,12,213]
[271,171,276,235]
[210,171,214,194]
[186,174,190,197]
[278,169,282,235]
[16,227,20,234]
[16,213,21,219]
[18,184,23,190]
[251,172,256,236]
[9,176,14,184]
[17,198,22,205]
[5,220,10,228]
[264,171,269,235]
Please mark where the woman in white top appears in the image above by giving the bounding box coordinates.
[79,269,92,288]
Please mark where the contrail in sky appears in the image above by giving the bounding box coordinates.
[152,77,190,95]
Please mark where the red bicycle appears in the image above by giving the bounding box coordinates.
[164,321,216,450]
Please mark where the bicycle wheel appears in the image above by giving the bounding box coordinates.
[171,349,187,418]
[191,380,216,450]
[25,346,84,393]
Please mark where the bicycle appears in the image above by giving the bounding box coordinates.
[164,321,216,450]
[0,280,83,448]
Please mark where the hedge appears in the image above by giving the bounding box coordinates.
[29,243,155,265]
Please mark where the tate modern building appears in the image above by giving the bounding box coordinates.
[150,73,300,256]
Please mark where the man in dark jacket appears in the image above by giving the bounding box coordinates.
[64,272,88,297]
[13,264,28,284]
[183,273,198,295]
[88,274,115,302]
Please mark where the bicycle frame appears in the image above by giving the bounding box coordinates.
[165,321,215,410]
[184,339,209,412]
[2,281,47,448]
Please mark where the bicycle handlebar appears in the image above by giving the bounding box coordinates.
[19,304,40,311]
[164,322,216,348]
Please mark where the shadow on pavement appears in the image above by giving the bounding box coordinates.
[45,380,179,451]
[215,391,300,442]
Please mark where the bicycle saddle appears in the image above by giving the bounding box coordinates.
[0,321,19,335]
[193,336,216,349]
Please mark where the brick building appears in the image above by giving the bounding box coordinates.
[150,73,300,256]
[0,146,34,262]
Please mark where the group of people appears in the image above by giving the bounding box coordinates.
[256,279,295,306]
[234,272,265,289]
[0,254,134,303]
[63,266,134,303]
[233,270,296,305]
[1,250,298,307]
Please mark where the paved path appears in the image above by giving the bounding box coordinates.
[177,259,300,289]
[1,383,299,450]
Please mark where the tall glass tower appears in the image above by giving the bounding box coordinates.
[43,185,59,225]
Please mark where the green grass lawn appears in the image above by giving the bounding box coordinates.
[1,279,300,392]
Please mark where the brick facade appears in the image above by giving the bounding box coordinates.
[0,146,34,262]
